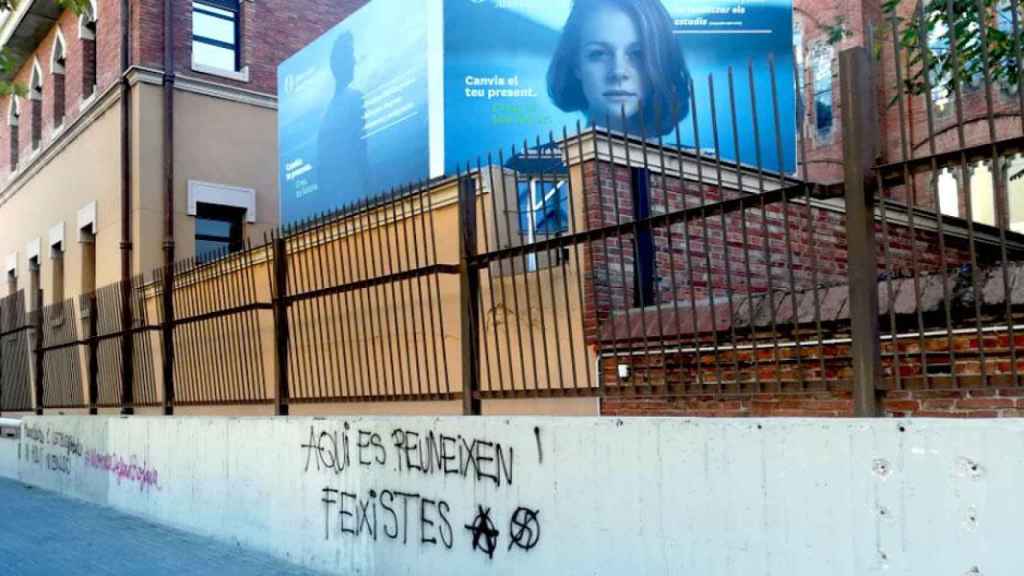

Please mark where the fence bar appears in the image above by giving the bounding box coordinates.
[161,266,174,414]
[459,174,481,415]
[272,235,290,415]
[839,47,881,417]
[120,278,134,414]
[87,295,98,414]
[32,298,42,415]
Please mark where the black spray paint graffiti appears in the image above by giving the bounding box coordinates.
[465,506,500,559]
[320,487,454,549]
[318,487,543,560]
[301,425,515,488]
[20,427,85,476]
[307,425,543,561]
[508,507,540,551]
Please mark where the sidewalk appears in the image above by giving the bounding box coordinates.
[0,478,323,575]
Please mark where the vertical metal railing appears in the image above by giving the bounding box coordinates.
[11,5,1022,415]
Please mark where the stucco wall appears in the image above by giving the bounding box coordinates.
[0,96,122,300]
[8,415,1019,575]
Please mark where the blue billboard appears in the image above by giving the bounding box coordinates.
[278,0,432,223]
[279,0,795,225]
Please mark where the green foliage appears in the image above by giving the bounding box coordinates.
[0,0,91,96]
[883,0,1022,98]
[823,16,852,45]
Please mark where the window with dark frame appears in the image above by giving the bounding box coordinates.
[195,202,246,263]
[192,0,240,72]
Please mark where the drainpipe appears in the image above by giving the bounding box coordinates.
[119,0,134,414]
[161,0,176,414]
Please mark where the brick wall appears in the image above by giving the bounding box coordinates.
[136,0,363,94]
[602,388,1024,418]
[0,4,116,180]
[793,0,1020,189]
[600,328,1024,417]
[0,0,362,181]
[876,0,1023,169]
[580,160,973,343]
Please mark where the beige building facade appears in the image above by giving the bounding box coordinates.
[0,0,359,307]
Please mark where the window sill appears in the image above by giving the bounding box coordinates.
[50,123,65,141]
[190,62,250,83]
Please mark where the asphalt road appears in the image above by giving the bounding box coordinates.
[0,477,324,575]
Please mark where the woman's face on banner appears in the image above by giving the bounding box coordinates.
[575,5,646,123]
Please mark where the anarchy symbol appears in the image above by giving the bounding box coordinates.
[507,507,541,551]
[464,505,500,559]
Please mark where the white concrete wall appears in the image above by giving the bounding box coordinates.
[0,437,17,480]
[4,416,1020,575]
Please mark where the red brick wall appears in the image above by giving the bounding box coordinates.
[0,0,363,180]
[793,0,1020,189]
[876,0,1023,171]
[580,160,973,343]
[600,329,1024,417]
[137,0,364,94]
[0,4,116,180]
[602,388,1024,418]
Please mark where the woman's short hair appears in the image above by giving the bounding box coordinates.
[547,0,690,136]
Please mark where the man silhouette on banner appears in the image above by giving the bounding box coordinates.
[318,32,369,203]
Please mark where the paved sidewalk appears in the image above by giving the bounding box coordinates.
[0,478,324,575]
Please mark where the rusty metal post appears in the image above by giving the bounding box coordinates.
[840,47,881,417]
[120,279,134,415]
[87,295,98,415]
[272,236,291,416]
[458,175,482,415]
[161,268,174,415]
[32,291,43,415]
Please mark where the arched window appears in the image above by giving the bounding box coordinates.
[937,167,959,217]
[78,1,97,98]
[997,0,1021,95]
[927,14,953,114]
[8,97,19,170]
[968,161,995,226]
[50,29,67,128]
[1007,155,1024,232]
[793,18,806,136]
[810,42,834,141]
[29,60,43,151]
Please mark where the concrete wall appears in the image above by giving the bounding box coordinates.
[6,415,1020,575]
[0,435,16,480]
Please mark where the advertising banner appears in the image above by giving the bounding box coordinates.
[277,0,432,223]
[279,0,794,225]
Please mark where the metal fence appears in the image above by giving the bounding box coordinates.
[0,4,1021,416]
